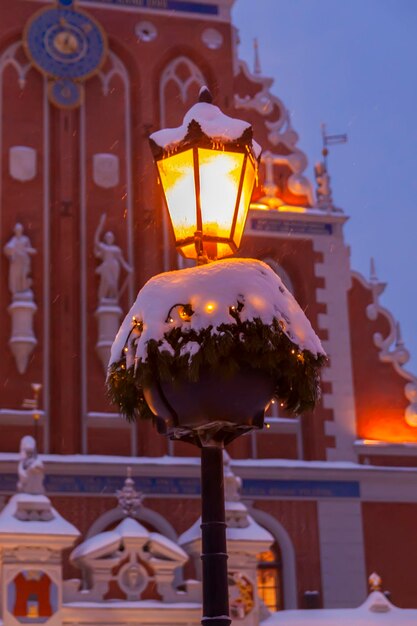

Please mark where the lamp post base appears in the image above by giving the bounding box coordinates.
[200,443,231,626]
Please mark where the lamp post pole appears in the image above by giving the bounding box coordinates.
[201,442,231,626]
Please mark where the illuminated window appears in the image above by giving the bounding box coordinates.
[256,543,283,611]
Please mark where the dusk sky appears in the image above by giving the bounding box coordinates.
[233,0,417,371]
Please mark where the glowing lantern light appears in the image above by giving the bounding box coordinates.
[149,87,261,263]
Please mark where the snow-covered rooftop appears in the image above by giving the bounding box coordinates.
[0,493,79,537]
[262,592,417,626]
[71,514,187,563]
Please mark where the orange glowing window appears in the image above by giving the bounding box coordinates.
[256,543,283,612]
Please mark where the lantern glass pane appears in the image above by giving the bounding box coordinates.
[157,149,196,243]
[180,242,198,259]
[216,242,234,258]
[233,157,256,248]
[198,148,244,240]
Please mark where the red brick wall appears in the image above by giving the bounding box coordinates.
[349,276,417,443]
[362,502,417,607]
[254,499,322,608]
[238,236,334,460]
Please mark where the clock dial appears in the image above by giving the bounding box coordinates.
[49,78,83,109]
[24,6,107,81]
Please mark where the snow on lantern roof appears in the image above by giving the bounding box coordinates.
[261,590,417,626]
[149,86,262,161]
[109,258,325,368]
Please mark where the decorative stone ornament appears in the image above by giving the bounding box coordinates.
[135,21,157,42]
[0,437,80,626]
[93,153,120,188]
[3,223,37,374]
[9,146,37,182]
[201,28,223,50]
[94,214,131,372]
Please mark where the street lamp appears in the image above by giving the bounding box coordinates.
[149,87,260,264]
[108,89,325,626]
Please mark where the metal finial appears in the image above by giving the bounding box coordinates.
[395,321,404,348]
[116,466,143,517]
[368,572,382,592]
[254,38,262,75]
[198,86,213,104]
[370,257,378,282]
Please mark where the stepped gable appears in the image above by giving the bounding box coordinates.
[349,261,417,449]
[233,59,314,208]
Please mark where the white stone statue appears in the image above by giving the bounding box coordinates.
[17,435,45,495]
[314,161,333,209]
[4,223,36,296]
[94,214,132,303]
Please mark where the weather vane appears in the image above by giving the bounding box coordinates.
[314,123,347,211]
[321,123,347,168]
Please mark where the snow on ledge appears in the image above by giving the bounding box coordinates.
[262,591,417,625]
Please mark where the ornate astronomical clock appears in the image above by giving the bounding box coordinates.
[23,0,107,108]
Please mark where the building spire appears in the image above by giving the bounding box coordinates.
[395,321,404,348]
[370,257,378,283]
[253,38,262,75]
[116,467,143,517]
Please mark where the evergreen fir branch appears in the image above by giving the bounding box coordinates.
[107,317,327,422]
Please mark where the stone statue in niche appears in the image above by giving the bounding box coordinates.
[17,435,45,496]
[94,213,132,304]
[3,223,37,375]
[3,222,36,297]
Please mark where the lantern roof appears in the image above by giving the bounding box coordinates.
[149,86,262,161]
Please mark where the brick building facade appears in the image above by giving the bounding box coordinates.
[1,0,417,622]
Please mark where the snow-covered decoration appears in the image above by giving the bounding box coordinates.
[368,572,382,592]
[108,258,326,427]
[116,466,143,517]
[149,86,262,161]
[68,515,200,604]
[17,435,44,496]
[262,581,417,625]
[179,452,273,625]
[0,441,80,626]
[354,260,417,428]
[233,60,314,208]
[111,258,323,363]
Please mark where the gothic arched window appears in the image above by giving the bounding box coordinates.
[256,541,283,612]
[160,55,206,127]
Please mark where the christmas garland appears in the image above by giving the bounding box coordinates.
[107,317,326,423]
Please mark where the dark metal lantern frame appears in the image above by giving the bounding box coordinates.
[149,118,258,262]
